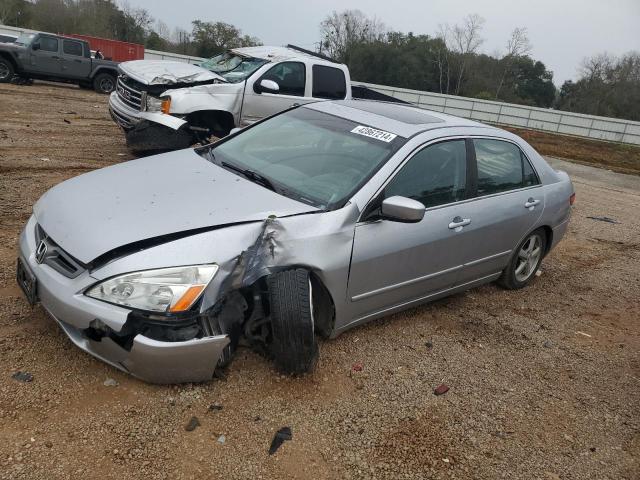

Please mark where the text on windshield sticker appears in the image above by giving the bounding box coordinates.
[350,125,397,143]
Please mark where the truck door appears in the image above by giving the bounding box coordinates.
[240,61,315,126]
[61,39,91,79]
[28,35,62,75]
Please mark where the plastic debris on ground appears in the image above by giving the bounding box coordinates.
[11,371,33,382]
[268,427,292,455]
[434,384,450,396]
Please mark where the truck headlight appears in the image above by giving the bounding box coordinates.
[86,265,218,313]
[146,95,171,114]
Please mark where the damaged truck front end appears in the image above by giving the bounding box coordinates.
[109,60,238,151]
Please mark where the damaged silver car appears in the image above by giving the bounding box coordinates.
[17,100,574,383]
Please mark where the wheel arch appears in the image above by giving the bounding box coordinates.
[258,265,336,339]
[186,109,235,137]
[0,52,18,70]
[90,67,117,79]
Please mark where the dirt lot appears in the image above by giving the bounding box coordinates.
[0,82,638,480]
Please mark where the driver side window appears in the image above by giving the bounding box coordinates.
[385,140,467,208]
[260,62,306,96]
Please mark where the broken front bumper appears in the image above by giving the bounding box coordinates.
[108,92,193,151]
[18,216,229,384]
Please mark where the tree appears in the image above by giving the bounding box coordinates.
[320,9,386,63]
[495,27,532,99]
[449,14,485,94]
[191,20,261,58]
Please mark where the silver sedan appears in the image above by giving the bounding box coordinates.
[17,100,574,383]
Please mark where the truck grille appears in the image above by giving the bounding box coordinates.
[116,75,144,111]
[34,224,86,279]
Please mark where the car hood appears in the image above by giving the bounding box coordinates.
[34,149,318,264]
[119,60,226,86]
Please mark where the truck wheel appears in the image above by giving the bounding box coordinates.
[0,58,15,83]
[268,269,318,374]
[93,73,116,94]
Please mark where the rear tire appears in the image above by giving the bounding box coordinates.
[0,58,15,83]
[93,72,116,94]
[268,269,318,374]
[498,228,546,290]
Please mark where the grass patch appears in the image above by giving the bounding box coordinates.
[503,127,640,176]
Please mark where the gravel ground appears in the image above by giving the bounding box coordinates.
[0,82,638,480]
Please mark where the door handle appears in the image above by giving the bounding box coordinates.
[448,216,471,230]
[524,198,540,209]
[74,59,82,63]
[51,56,60,59]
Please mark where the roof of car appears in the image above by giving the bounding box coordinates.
[305,99,496,138]
[230,45,341,65]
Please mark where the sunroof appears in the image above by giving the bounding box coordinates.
[341,100,444,125]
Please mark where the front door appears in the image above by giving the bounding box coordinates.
[454,138,545,284]
[61,39,91,79]
[27,35,61,75]
[240,61,314,125]
[348,139,472,320]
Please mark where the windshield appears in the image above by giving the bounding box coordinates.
[200,52,268,83]
[210,108,406,209]
[15,33,36,46]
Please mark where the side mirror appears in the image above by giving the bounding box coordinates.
[31,42,40,51]
[257,79,279,94]
[381,196,425,223]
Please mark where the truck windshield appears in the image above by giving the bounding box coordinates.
[200,52,268,83]
[15,33,36,46]
[209,108,406,209]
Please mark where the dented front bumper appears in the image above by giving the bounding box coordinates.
[18,216,229,384]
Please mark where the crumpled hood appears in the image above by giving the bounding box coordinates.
[34,149,318,264]
[119,60,225,85]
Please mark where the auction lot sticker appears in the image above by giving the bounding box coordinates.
[351,125,397,143]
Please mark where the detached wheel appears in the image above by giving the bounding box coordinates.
[499,228,546,290]
[268,269,318,374]
[93,72,115,94]
[0,58,15,83]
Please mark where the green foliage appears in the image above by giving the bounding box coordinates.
[556,52,640,121]
[191,20,260,58]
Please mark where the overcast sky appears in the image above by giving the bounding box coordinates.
[127,0,640,85]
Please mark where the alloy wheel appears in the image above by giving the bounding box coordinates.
[515,234,542,282]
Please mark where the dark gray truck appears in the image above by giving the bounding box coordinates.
[0,31,119,93]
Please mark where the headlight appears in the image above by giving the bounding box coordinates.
[86,265,218,313]
[145,95,171,114]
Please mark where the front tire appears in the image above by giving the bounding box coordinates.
[268,269,318,374]
[0,58,15,83]
[498,228,546,290]
[93,72,116,94]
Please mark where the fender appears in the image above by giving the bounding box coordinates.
[90,66,118,79]
[164,83,245,126]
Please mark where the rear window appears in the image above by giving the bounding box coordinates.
[312,65,347,100]
[63,40,83,56]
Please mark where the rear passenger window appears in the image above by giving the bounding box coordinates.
[385,140,467,208]
[63,40,83,56]
[474,139,539,195]
[39,37,58,52]
[312,65,346,99]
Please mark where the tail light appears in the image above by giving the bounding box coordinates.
[569,193,576,206]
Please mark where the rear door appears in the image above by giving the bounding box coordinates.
[241,61,314,125]
[348,139,471,319]
[61,39,91,78]
[454,137,545,285]
[27,35,61,75]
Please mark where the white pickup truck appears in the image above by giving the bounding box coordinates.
[108,45,352,151]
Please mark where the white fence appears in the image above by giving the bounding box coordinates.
[2,24,640,146]
[358,82,640,146]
